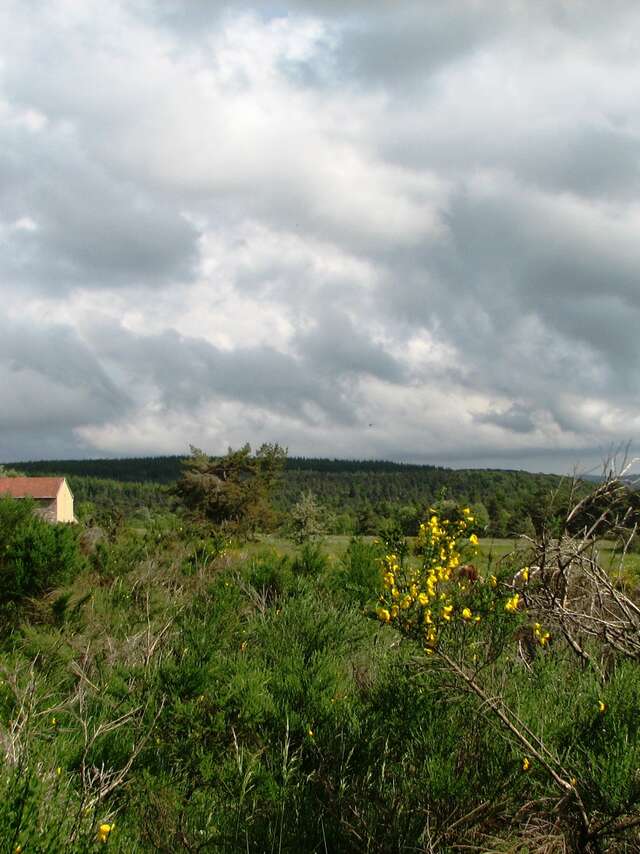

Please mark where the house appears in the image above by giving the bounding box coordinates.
[0,477,76,523]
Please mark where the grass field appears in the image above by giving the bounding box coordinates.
[248,534,640,582]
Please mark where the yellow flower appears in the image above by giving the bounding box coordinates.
[598,700,606,714]
[461,607,472,621]
[521,567,529,582]
[307,727,314,737]
[504,594,520,613]
[522,757,530,771]
[533,623,550,646]
[15,846,22,853]
[442,604,453,621]
[400,594,412,610]
[97,823,113,844]
[390,604,399,619]
[490,575,497,588]
[469,533,479,546]
[376,607,391,623]
[418,592,429,606]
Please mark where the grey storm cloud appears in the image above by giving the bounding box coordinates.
[0,129,200,291]
[2,0,640,471]
[85,320,403,425]
[475,405,537,435]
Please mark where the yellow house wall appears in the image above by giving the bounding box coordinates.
[55,480,76,523]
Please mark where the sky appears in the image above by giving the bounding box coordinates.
[1,0,640,474]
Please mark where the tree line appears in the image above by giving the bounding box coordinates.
[6,451,587,537]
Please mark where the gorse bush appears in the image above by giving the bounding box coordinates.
[0,497,84,601]
[329,535,384,605]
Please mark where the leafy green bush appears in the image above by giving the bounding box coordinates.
[0,497,84,600]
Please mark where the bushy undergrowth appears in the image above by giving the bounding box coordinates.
[0,497,84,605]
[1,501,640,852]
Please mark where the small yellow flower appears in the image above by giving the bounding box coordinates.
[97,823,113,844]
[505,594,520,613]
[598,700,606,714]
[56,766,61,775]
[570,777,577,787]
[442,604,453,621]
[521,567,529,582]
[418,592,429,606]
[376,607,391,623]
[469,533,479,546]
[307,727,314,737]
[522,757,530,771]
[461,607,472,621]
[490,574,497,588]
[15,846,22,853]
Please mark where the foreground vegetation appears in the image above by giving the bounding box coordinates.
[2,450,640,852]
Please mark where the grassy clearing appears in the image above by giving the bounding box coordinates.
[253,534,640,579]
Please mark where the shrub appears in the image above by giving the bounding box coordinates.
[0,497,84,600]
[329,537,384,606]
[291,541,328,577]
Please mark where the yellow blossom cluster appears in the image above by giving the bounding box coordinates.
[504,593,520,613]
[533,622,550,646]
[376,509,481,652]
[97,823,113,844]
[375,506,543,659]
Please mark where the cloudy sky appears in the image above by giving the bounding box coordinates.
[1,0,639,473]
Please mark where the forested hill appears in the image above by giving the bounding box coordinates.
[9,454,558,482]
[6,455,568,536]
[9,455,185,483]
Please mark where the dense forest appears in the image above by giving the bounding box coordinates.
[8,455,569,537]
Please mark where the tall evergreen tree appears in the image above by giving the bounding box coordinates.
[174,443,287,534]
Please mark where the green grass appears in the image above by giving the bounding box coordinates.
[250,535,640,585]
[251,534,522,570]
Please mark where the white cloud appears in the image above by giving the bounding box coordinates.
[1,0,640,472]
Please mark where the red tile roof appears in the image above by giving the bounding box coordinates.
[0,477,65,500]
